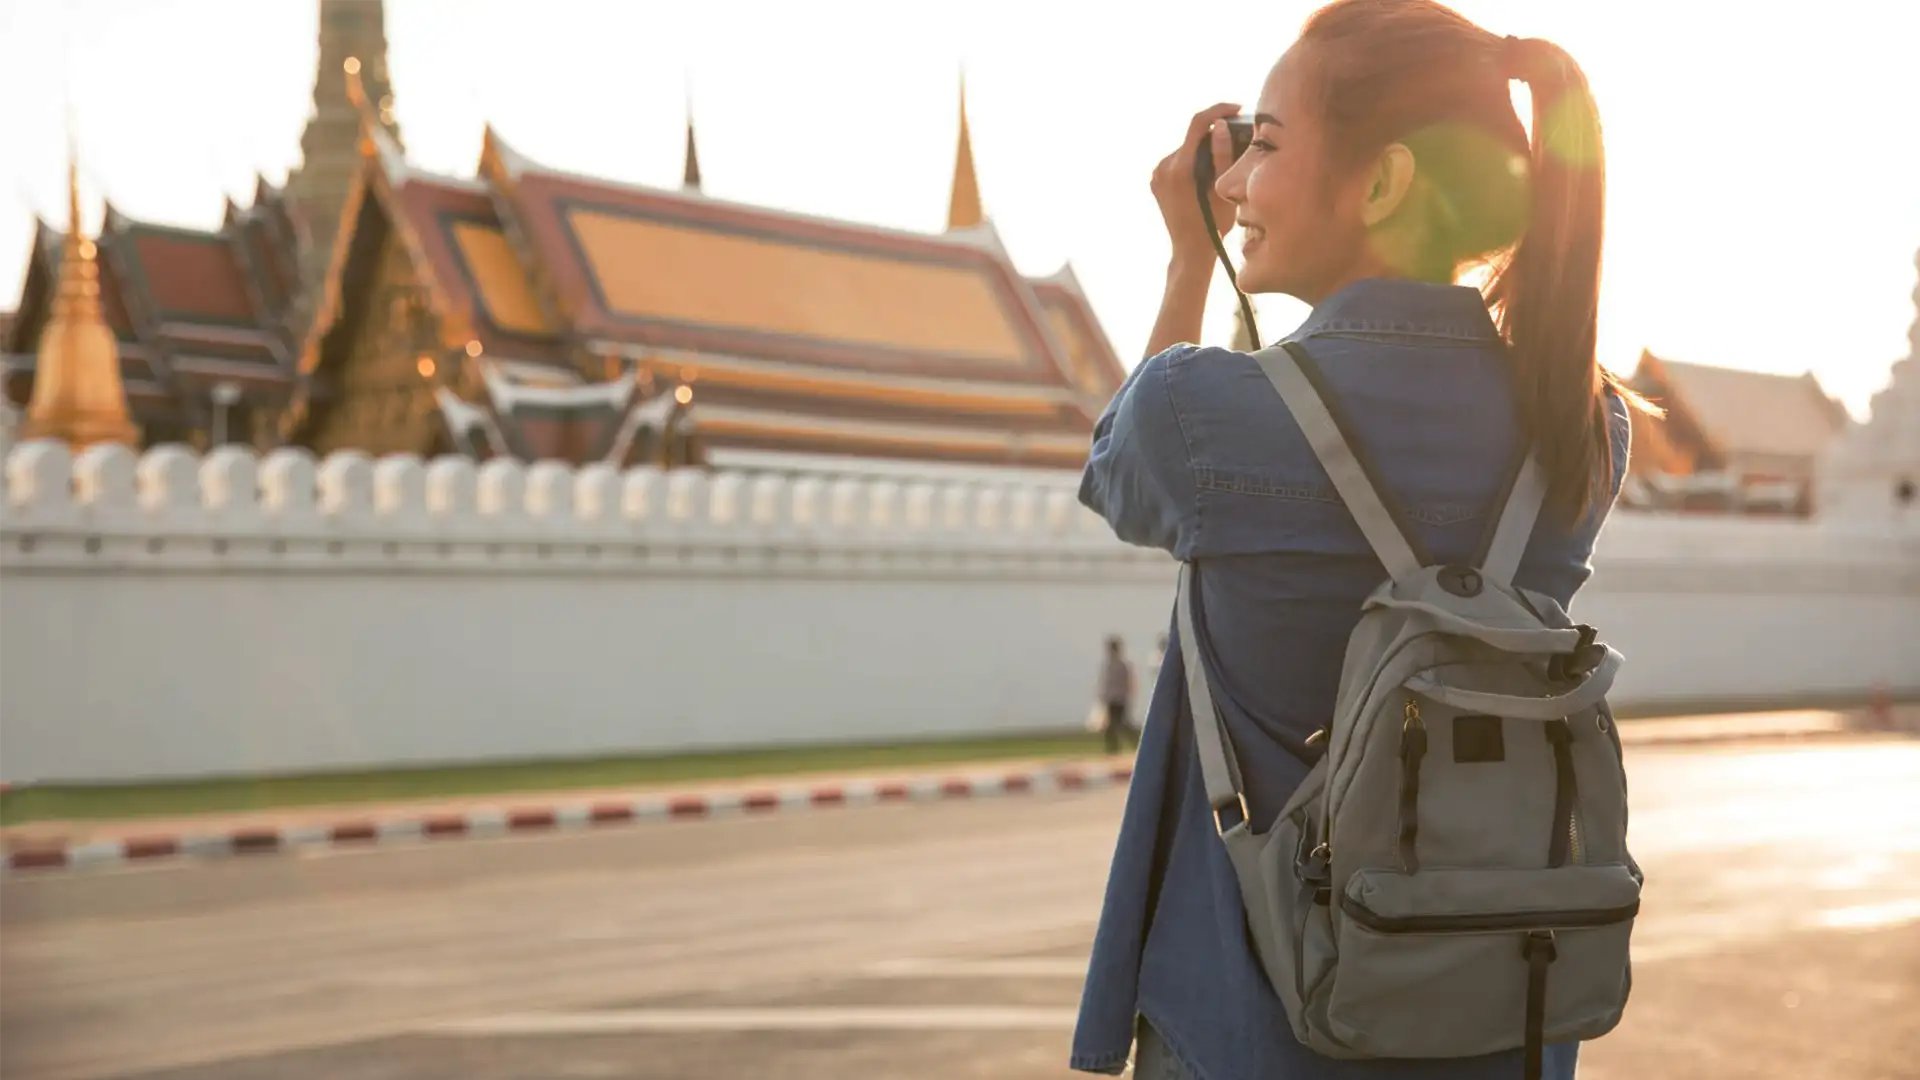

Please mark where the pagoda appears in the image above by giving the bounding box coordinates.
[18,152,138,450]
[287,0,402,305]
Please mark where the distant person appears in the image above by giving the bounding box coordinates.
[1070,2,1650,1079]
[1096,636,1138,754]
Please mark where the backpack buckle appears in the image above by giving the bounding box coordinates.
[1212,793,1250,836]
[1549,624,1604,682]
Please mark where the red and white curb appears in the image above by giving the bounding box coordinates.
[0,762,1134,876]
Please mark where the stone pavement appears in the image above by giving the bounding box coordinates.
[4,733,1918,1080]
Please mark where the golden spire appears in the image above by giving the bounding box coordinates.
[946,73,982,231]
[683,95,703,191]
[22,146,138,449]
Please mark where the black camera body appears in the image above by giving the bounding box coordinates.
[1192,116,1256,190]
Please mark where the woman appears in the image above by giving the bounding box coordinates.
[1071,2,1646,1079]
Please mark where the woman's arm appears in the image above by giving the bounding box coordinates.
[1078,103,1242,554]
[1079,347,1198,555]
[1142,102,1241,357]
[1143,258,1216,359]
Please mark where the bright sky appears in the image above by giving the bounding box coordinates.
[0,0,1915,417]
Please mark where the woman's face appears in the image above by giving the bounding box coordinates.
[1215,46,1378,303]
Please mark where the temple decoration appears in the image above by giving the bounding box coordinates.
[438,367,699,468]
[19,152,139,449]
[288,0,402,300]
[947,76,983,232]
[683,106,703,192]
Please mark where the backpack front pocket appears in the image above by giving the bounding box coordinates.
[1324,864,1638,1059]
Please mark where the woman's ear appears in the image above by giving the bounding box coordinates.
[1361,143,1418,226]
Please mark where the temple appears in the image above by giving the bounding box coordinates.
[1622,350,1848,515]
[3,177,303,448]
[6,1,1124,473]
[1,0,371,450]
[279,66,1126,474]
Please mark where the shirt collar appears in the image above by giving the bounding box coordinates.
[1292,278,1501,344]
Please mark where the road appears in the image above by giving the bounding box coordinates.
[3,735,1917,1080]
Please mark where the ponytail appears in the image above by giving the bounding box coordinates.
[1298,2,1658,524]
[1486,36,1637,523]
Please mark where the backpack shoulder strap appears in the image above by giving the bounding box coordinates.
[1478,454,1547,586]
[1176,563,1249,831]
[1254,342,1428,583]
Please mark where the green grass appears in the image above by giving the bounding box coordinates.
[0,731,1110,827]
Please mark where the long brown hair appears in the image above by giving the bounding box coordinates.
[1298,0,1654,522]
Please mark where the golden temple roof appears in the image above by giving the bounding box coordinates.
[292,110,1131,470]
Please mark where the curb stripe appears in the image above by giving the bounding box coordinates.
[0,763,1137,876]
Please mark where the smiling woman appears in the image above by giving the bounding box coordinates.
[1074,2,1650,1079]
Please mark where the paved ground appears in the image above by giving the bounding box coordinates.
[3,734,1917,1080]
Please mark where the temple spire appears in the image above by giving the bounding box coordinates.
[289,0,400,295]
[946,74,983,230]
[683,98,703,191]
[22,146,138,449]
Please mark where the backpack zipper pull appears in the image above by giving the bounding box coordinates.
[1398,699,1428,873]
[1402,699,1428,757]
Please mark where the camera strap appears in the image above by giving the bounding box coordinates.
[1194,158,1261,350]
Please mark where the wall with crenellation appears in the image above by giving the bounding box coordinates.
[1,439,1915,784]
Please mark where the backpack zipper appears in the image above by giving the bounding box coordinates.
[1397,699,1428,874]
[1320,637,1448,847]
[1341,895,1639,935]
[1545,720,1580,867]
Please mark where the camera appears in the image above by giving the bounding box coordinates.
[1192,116,1255,191]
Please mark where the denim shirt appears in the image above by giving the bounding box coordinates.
[1070,279,1631,1080]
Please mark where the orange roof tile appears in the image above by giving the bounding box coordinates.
[482,137,1079,392]
[1031,271,1128,401]
[449,220,557,338]
[127,229,258,324]
[388,176,565,364]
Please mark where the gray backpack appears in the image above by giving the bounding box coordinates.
[1176,343,1640,1080]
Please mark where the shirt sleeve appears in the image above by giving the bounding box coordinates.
[1078,345,1200,555]
[1605,385,1633,503]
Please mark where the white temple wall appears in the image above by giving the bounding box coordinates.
[0,441,1914,784]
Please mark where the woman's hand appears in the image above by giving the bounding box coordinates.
[1151,102,1242,267]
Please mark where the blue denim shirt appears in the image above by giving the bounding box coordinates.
[1071,279,1631,1080]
